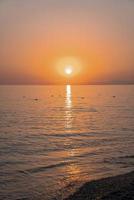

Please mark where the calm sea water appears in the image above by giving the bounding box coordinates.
[0,85,134,200]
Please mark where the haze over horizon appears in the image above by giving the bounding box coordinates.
[0,0,134,84]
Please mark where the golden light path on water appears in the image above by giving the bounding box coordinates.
[65,85,81,183]
[65,85,72,129]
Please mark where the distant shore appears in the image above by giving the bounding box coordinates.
[65,171,134,200]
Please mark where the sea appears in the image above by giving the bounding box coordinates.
[0,85,134,200]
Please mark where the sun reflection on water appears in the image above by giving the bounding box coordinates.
[66,85,72,108]
[65,85,73,130]
[64,85,81,183]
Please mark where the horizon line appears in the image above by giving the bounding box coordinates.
[0,83,134,86]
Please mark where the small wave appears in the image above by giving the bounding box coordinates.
[18,161,76,174]
[119,155,134,159]
[0,160,25,167]
[88,107,98,112]
[72,107,98,113]
[121,128,134,132]
[104,155,134,166]
[46,131,100,138]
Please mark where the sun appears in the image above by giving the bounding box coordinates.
[56,57,82,78]
[64,65,73,75]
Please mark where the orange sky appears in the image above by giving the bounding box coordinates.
[0,0,134,84]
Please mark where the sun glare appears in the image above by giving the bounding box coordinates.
[56,57,82,78]
[65,66,73,75]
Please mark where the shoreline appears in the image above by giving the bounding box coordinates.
[65,171,134,200]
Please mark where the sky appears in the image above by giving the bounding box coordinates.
[0,0,134,84]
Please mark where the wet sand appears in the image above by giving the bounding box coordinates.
[65,171,134,200]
